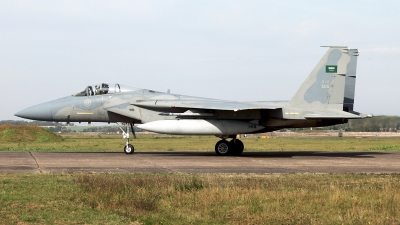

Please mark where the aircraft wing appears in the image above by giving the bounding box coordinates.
[131,100,279,111]
[304,110,362,119]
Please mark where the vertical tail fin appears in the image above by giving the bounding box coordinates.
[343,49,359,112]
[289,46,358,111]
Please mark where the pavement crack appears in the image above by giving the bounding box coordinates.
[136,155,181,173]
[29,152,42,173]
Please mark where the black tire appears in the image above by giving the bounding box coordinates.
[124,144,134,154]
[230,139,244,156]
[215,140,231,156]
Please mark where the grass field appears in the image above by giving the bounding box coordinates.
[1,173,400,224]
[0,133,400,152]
[2,127,400,224]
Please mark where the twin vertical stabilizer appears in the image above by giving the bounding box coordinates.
[289,46,359,112]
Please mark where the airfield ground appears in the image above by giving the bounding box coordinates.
[1,131,400,224]
[1,150,400,174]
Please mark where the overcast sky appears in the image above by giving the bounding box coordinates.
[1,0,399,121]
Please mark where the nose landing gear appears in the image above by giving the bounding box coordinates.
[214,135,244,156]
[124,144,134,154]
[117,123,136,154]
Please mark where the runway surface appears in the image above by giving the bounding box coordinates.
[1,151,400,174]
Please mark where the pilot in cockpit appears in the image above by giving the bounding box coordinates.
[87,86,94,96]
[100,83,109,94]
[95,85,101,95]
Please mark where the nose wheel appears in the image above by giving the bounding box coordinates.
[117,123,136,154]
[214,136,244,156]
[124,144,134,154]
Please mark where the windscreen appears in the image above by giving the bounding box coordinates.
[73,83,139,96]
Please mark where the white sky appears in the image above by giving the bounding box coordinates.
[1,0,399,120]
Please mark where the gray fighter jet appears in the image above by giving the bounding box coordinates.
[15,46,369,156]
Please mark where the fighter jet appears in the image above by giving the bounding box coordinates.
[15,46,369,156]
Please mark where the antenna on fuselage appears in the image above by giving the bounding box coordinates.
[167,89,170,94]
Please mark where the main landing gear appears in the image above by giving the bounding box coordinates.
[215,135,244,156]
[117,123,136,154]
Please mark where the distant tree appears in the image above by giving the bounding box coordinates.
[0,120,73,126]
[279,116,400,132]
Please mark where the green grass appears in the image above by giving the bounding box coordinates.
[0,174,132,224]
[368,145,400,150]
[1,133,400,152]
[1,173,400,224]
[0,124,63,143]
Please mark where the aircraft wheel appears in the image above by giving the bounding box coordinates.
[230,139,244,156]
[124,144,134,154]
[215,140,231,156]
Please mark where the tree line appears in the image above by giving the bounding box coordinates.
[285,116,400,132]
[0,120,142,133]
[0,120,72,126]
[330,116,400,132]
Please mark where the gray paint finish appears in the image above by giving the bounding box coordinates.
[304,49,342,104]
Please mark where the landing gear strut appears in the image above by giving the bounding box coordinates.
[117,123,136,154]
[214,135,244,156]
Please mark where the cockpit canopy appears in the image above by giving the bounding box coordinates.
[74,83,139,96]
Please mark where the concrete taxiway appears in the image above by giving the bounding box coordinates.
[1,151,400,174]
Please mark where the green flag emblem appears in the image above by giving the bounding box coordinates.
[326,65,337,73]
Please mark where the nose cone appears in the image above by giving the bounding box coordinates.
[15,101,53,121]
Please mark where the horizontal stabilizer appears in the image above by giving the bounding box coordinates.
[132,100,278,111]
[304,110,362,119]
[349,111,373,118]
